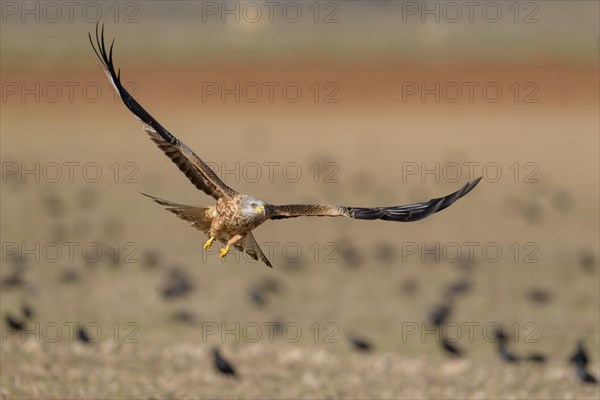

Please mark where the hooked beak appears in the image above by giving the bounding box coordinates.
[256,205,265,214]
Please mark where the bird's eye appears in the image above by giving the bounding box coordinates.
[251,203,257,208]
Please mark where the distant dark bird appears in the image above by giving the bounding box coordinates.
[519,200,543,224]
[445,278,472,298]
[21,303,34,319]
[248,278,280,307]
[248,288,266,307]
[2,255,26,289]
[259,278,280,294]
[525,287,552,304]
[77,326,93,344]
[4,314,24,331]
[570,340,598,384]
[212,347,237,377]
[490,326,545,363]
[551,189,572,212]
[40,190,65,217]
[399,277,419,296]
[429,304,451,327]
[339,241,364,268]
[570,340,590,367]
[142,249,162,268]
[575,364,598,384]
[497,342,521,363]
[269,319,284,334]
[441,336,462,357]
[60,267,81,283]
[2,272,25,288]
[524,353,546,363]
[578,249,598,272]
[455,257,477,272]
[170,309,198,324]
[491,325,508,344]
[161,268,194,299]
[349,336,373,352]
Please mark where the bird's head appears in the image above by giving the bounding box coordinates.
[240,195,267,220]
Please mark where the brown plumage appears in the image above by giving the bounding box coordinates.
[89,24,481,268]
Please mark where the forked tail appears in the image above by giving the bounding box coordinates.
[139,192,213,235]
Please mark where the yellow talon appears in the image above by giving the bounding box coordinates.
[219,245,230,258]
[203,237,215,250]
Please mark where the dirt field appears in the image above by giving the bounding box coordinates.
[1,56,599,399]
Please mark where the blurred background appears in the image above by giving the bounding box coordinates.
[1,1,599,398]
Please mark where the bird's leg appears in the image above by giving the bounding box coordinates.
[220,234,244,258]
[203,237,215,250]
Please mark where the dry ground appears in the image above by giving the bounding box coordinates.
[1,64,599,399]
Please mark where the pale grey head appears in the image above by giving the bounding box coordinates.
[239,195,267,222]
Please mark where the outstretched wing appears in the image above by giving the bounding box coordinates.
[88,23,237,200]
[233,233,273,268]
[267,177,481,222]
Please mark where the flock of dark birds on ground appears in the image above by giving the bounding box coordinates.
[1,178,599,385]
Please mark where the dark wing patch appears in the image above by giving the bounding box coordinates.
[88,23,236,200]
[233,233,273,268]
[348,177,481,222]
[267,178,481,222]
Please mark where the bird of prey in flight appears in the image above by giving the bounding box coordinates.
[89,24,481,268]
